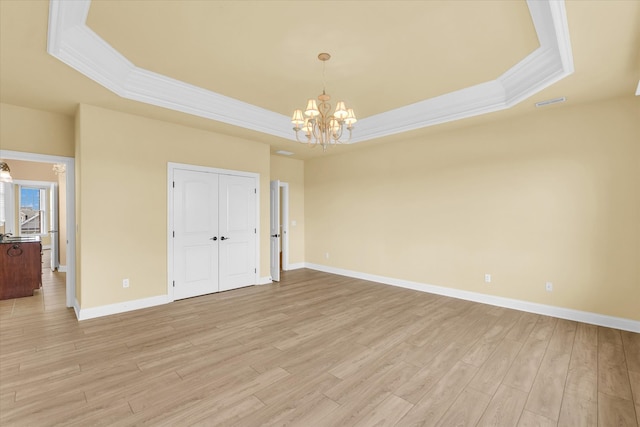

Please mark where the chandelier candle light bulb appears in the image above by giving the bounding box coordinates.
[292,53,357,151]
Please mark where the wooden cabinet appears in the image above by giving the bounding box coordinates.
[0,240,42,300]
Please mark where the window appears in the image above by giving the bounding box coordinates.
[20,186,48,235]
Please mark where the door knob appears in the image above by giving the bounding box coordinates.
[210,236,218,241]
[220,236,229,241]
[271,234,280,238]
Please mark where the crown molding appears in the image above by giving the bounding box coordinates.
[47,0,574,144]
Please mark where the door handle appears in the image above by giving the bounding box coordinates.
[210,236,218,241]
[220,236,230,241]
[271,234,280,238]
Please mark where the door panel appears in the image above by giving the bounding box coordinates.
[184,245,213,283]
[184,181,214,233]
[174,169,219,300]
[219,174,256,291]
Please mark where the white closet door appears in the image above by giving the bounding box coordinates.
[173,169,219,300]
[218,174,256,291]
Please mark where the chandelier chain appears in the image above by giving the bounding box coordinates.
[321,59,327,94]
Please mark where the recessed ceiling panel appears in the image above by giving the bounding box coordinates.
[87,1,539,119]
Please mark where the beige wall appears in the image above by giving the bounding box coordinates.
[270,155,305,266]
[4,159,57,181]
[0,103,74,157]
[305,96,640,321]
[76,104,271,308]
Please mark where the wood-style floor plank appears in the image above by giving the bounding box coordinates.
[558,393,597,427]
[517,410,557,427]
[597,392,637,427]
[435,388,491,427]
[523,320,575,421]
[1,261,638,426]
[397,361,478,426]
[476,384,528,426]
[501,333,549,392]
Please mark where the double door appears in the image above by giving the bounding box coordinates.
[173,169,256,300]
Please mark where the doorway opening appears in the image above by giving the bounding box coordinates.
[270,180,289,282]
[0,150,76,311]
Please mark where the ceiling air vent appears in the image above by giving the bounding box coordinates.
[535,97,567,107]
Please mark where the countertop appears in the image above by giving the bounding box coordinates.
[0,236,41,244]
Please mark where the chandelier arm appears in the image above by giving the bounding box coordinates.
[332,122,353,144]
[293,129,306,143]
[294,128,314,144]
[333,122,345,142]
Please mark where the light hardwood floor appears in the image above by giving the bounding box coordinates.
[1,266,638,426]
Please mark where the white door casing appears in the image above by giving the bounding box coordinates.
[270,180,280,282]
[173,169,220,300]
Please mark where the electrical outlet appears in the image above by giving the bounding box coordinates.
[325,252,330,260]
[123,278,130,288]
[546,282,553,292]
[485,274,491,283]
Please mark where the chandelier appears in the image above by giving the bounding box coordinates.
[291,53,357,151]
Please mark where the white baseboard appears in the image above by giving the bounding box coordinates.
[73,298,80,320]
[77,277,271,320]
[77,295,171,321]
[58,265,67,272]
[305,263,640,333]
[258,276,273,285]
[286,262,305,271]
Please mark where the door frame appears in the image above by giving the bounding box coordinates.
[0,149,76,310]
[167,162,260,301]
[279,182,289,272]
